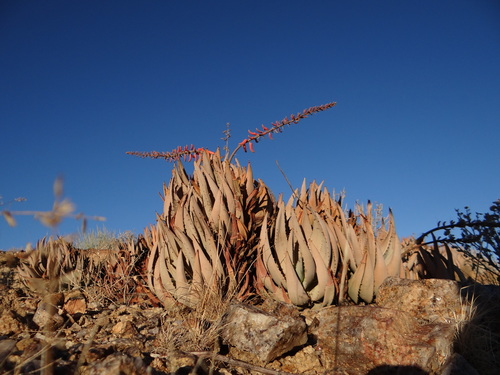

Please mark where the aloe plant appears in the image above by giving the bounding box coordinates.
[345,202,402,303]
[256,180,355,307]
[400,236,499,285]
[255,180,403,306]
[18,237,84,294]
[256,196,339,307]
[144,150,275,308]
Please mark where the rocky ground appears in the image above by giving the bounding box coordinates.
[1,251,499,375]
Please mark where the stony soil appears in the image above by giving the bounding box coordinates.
[1,251,499,375]
[0,251,323,375]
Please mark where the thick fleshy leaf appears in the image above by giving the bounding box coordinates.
[245,163,254,196]
[274,200,288,263]
[310,212,332,267]
[209,190,224,231]
[383,211,402,276]
[174,252,196,307]
[158,242,176,295]
[174,228,196,264]
[363,217,388,293]
[259,213,285,286]
[288,209,316,288]
[282,249,311,306]
[358,250,375,303]
[348,252,367,304]
[196,169,215,217]
[307,239,332,303]
[174,159,190,186]
[221,177,236,214]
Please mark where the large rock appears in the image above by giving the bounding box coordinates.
[301,277,488,375]
[310,305,456,374]
[221,302,308,363]
[376,277,469,323]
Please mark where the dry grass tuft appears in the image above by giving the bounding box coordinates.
[453,285,500,375]
[158,282,234,354]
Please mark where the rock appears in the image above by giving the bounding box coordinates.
[79,353,149,375]
[376,277,467,324]
[32,292,65,330]
[16,337,40,351]
[0,310,25,336]
[1,248,497,375]
[310,305,456,375]
[221,302,308,363]
[64,290,87,315]
[271,344,323,374]
[111,320,139,338]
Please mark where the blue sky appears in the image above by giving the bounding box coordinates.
[1,1,499,250]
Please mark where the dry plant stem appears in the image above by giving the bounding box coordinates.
[186,352,299,375]
[2,176,105,232]
[12,310,73,375]
[416,222,500,244]
[75,312,109,374]
[6,211,105,224]
[275,161,298,201]
[41,317,54,375]
[11,345,53,375]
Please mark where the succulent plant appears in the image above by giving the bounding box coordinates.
[400,236,499,285]
[18,237,83,294]
[256,180,403,306]
[256,197,339,308]
[345,202,402,303]
[17,234,149,304]
[145,150,275,308]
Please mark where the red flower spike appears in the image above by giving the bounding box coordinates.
[128,101,336,163]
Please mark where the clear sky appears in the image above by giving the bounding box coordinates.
[1,1,499,250]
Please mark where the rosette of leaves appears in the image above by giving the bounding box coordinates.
[343,202,402,303]
[84,238,151,305]
[399,237,423,280]
[18,237,84,294]
[408,201,500,284]
[256,180,348,308]
[144,150,275,308]
[400,237,498,284]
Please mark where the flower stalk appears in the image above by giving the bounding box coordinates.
[228,101,336,162]
[126,101,337,163]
